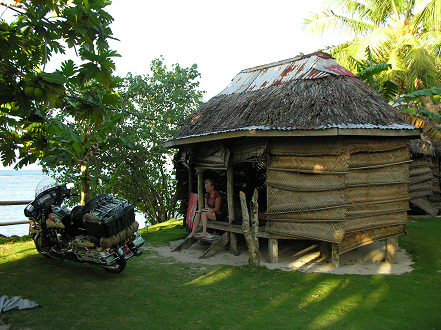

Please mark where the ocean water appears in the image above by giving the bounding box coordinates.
[0,170,146,237]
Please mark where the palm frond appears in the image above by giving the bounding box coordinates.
[412,0,441,31]
[400,111,441,142]
[395,87,441,103]
[302,9,376,37]
[347,28,394,60]
[418,31,441,51]
[380,80,399,100]
[357,63,392,80]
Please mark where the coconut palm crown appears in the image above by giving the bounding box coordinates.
[303,0,441,100]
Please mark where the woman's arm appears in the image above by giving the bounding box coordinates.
[213,196,222,212]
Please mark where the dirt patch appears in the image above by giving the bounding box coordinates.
[145,238,413,275]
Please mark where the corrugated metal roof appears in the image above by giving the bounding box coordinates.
[169,123,418,142]
[217,52,357,96]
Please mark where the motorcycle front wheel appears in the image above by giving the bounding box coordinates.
[34,231,53,259]
[104,257,127,273]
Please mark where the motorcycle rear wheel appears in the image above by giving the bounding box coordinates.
[34,231,53,259]
[104,257,127,273]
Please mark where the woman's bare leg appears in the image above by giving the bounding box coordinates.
[198,212,216,238]
[187,213,201,238]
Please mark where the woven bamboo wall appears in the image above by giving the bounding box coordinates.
[428,157,441,205]
[265,137,410,254]
[409,157,434,200]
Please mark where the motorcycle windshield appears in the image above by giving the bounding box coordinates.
[35,177,60,198]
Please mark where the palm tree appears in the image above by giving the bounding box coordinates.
[303,0,441,112]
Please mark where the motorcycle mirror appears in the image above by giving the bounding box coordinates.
[66,183,74,189]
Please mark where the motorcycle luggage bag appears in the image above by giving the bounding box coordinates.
[82,196,135,237]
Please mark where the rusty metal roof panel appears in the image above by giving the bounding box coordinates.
[217,52,356,97]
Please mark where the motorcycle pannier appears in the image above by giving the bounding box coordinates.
[82,195,135,237]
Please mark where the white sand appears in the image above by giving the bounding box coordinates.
[145,237,414,275]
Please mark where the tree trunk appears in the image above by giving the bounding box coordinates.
[250,189,259,250]
[80,163,90,205]
[240,191,261,266]
[415,78,440,114]
[421,95,439,114]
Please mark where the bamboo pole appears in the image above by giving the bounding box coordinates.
[292,244,318,257]
[240,191,261,266]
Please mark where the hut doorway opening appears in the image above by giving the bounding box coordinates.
[186,162,267,226]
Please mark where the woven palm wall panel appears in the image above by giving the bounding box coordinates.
[428,157,441,204]
[409,156,435,200]
[265,137,410,252]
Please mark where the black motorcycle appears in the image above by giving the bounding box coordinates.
[24,178,145,273]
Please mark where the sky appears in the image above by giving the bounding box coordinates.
[105,0,347,101]
[2,0,349,169]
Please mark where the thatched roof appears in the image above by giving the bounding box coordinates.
[165,52,419,148]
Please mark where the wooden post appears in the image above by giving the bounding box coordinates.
[197,171,204,211]
[246,163,253,203]
[227,166,237,253]
[240,191,261,266]
[268,238,278,263]
[188,166,194,199]
[386,236,398,264]
[250,189,259,250]
[332,243,339,268]
[320,241,328,260]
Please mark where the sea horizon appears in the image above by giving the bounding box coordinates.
[0,169,147,237]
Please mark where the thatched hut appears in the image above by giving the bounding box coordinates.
[400,111,441,215]
[164,52,420,266]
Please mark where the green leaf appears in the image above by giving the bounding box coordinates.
[357,63,392,80]
[71,141,84,153]
[395,88,441,103]
[53,119,83,144]
[41,72,69,84]
[380,80,399,101]
[60,60,78,77]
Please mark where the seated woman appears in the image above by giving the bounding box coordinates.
[187,179,227,239]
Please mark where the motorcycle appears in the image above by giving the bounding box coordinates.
[24,178,145,273]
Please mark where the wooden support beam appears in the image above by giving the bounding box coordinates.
[250,189,259,251]
[188,166,194,199]
[227,166,234,224]
[293,244,318,257]
[386,236,398,264]
[227,166,238,254]
[332,243,340,268]
[320,241,328,260]
[197,171,204,211]
[268,238,278,263]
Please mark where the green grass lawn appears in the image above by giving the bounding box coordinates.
[0,217,440,330]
